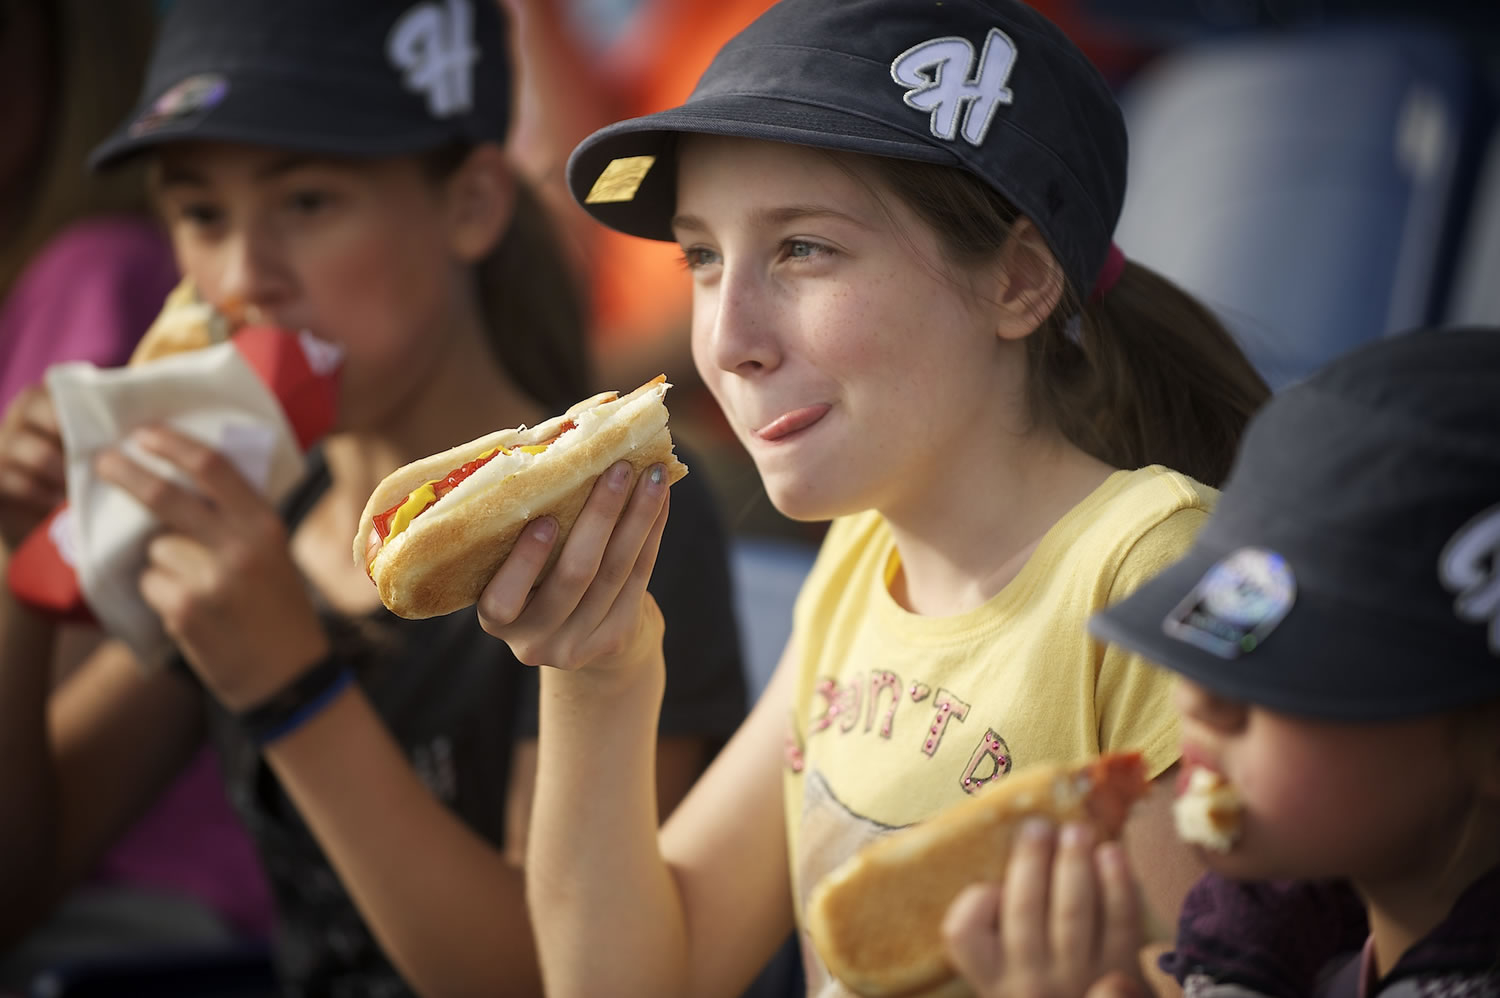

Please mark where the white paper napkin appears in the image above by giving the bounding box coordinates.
[46,342,308,668]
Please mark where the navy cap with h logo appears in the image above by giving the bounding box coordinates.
[90,0,511,170]
[565,0,1127,297]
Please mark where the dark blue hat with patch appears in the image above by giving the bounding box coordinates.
[1091,327,1500,721]
[90,0,511,169]
[565,0,1126,298]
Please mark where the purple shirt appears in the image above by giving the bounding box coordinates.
[0,217,177,408]
[94,750,275,940]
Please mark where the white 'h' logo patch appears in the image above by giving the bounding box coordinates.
[388,0,478,118]
[1439,504,1500,654]
[890,28,1018,147]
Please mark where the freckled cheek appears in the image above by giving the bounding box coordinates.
[795,296,880,373]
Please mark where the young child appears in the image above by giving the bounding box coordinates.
[472,1,1271,996]
[0,1,746,994]
[945,325,1500,998]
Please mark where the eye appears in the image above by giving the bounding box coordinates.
[678,246,722,270]
[782,239,834,262]
[176,202,224,227]
[287,189,337,215]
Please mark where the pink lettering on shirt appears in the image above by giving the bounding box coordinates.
[865,671,901,739]
[921,689,970,757]
[960,729,1013,794]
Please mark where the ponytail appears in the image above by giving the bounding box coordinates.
[475,179,593,410]
[424,144,592,412]
[1029,262,1269,487]
[851,154,1269,488]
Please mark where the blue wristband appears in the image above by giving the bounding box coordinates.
[239,659,356,748]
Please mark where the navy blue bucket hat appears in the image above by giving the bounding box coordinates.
[91,0,511,169]
[1092,327,1500,722]
[566,0,1127,297]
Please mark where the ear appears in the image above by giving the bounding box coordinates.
[442,143,517,263]
[987,216,1065,342]
[1476,705,1500,800]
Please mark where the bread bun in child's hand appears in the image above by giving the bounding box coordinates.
[356,376,688,620]
[127,279,232,366]
[1172,768,1243,853]
[805,753,1148,998]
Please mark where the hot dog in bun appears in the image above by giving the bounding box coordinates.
[805,753,1148,998]
[127,278,233,365]
[1173,767,1243,853]
[356,376,688,619]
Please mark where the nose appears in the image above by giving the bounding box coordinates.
[698,261,782,377]
[212,220,293,325]
[1173,679,1249,734]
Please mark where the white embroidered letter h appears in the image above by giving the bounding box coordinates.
[388,0,478,118]
[1439,504,1500,654]
[891,28,1018,146]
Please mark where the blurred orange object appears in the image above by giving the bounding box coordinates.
[584,0,776,347]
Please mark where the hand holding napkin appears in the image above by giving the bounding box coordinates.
[6,327,341,667]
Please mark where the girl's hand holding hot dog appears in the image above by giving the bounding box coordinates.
[357,373,687,679]
[476,457,673,683]
[358,377,686,622]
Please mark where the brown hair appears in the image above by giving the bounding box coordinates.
[0,0,160,300]
[423,144,592,411]
[860,157,1269,488]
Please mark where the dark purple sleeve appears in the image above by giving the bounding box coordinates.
[1159,872,1369,996]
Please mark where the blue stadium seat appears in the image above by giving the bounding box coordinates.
[1079,0,1500,44]
[729,536,819,702]
[1113,25,1487,387]
[726,536,818,998]
[1445,127,1500,325]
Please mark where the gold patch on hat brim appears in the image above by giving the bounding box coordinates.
[585,156,656,204]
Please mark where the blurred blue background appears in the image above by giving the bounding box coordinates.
[1089,0,1500,388]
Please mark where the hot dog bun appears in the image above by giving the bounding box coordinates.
[1172,768,1242,853]
[127,279,232,366]
[805,753,1148,998]
[356,377,688,619]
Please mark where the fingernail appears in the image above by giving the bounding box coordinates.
[1021,817,1053,841]
[128,427,159,450]
[647,464,665,489]
[531,517,557,543]
[607,463,631,492]
[1097,842,1126,874]
[1060,823,1092,850]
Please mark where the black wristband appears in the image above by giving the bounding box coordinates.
[237,653,355,748]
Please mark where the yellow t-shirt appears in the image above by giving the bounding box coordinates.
[782,466,1216,996]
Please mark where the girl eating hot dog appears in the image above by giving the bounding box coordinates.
[474,1,1272,996]
[0,1,747,994]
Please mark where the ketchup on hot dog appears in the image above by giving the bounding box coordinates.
[370,420,578,546]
